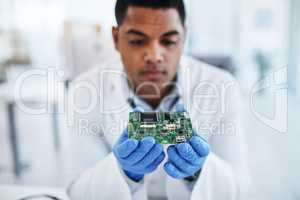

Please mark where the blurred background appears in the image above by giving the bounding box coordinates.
[0,0,299,199]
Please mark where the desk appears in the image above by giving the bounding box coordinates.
[0,185,69,200]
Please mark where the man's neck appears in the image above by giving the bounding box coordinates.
[139,84,174,109]
[134,75,178,109]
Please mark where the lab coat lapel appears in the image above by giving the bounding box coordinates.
[100,62,132,149]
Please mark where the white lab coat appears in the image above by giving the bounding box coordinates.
[67,55,250,200]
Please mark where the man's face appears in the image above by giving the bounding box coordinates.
[112,6,186,96]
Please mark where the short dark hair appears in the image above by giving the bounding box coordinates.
[115,0,186,26]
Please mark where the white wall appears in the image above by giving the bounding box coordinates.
[238,0,290,65]
[237,0,290,92]
[64,0,116,37]
[186,0,237,55]
[1,0,117,69]
[0,0,12,30]
[0,0,65,68]
[288,0,300,95]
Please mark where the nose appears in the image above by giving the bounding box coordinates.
[143,42,164,65]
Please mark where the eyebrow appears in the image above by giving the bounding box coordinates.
[126,29,147,37]
[162,30,180,37]
[126,29,180,37]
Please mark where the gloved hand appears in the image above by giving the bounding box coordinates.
[164,104,210,179]
[113,108,165,182]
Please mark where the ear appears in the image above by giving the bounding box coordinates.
[112,26,120,51]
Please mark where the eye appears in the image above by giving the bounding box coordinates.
[129,40,145,46]
[161,39,177,47]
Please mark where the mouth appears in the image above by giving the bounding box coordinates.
[141,70,167,81]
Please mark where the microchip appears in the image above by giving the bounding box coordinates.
[176,135,187,143]
[141,112,158,122]
[164,113,171,121]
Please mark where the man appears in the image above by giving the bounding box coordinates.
[68,0,249,199]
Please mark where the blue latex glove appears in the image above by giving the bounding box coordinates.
[164,104,210,179]
[113,107,165,182]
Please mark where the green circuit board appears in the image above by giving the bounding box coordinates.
[128,112,193,144]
